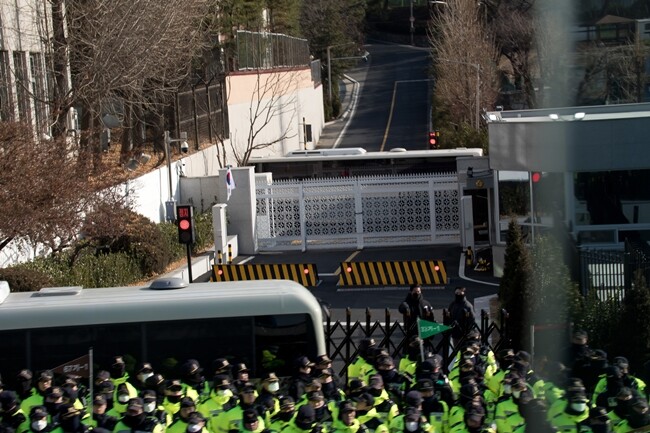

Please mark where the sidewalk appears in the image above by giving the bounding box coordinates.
[316,75,359,149]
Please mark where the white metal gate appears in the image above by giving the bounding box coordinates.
[255,173,461,251]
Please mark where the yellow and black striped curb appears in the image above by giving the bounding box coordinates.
[211,264,319,287]
[338,260,447,286]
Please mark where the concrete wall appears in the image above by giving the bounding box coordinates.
[227,68,325,159]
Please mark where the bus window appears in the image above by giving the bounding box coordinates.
[28,323,142,373]
[145,317,254,377]
[255,313,316,376]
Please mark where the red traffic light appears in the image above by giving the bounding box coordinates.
[176,205,195,245]
[179,220,190,230]
[531,172,542,183]
[428,131,441,149]
[428,132,437,147]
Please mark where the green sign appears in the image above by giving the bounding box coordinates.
[418,319,451,339]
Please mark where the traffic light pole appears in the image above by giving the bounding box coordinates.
[186,244,193,283]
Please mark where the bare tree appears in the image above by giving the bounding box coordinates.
[428,0,499,128]
[46,0,211,158]
[228,69,299,166]
[489,1,537,109]
[574,39,650,105]
[0,122,132,255]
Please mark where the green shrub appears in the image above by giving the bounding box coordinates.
[2,208,214,291]
[158,221,186,262]
[66,252,143,288]
[91,210,172,276]
[0,265,54,292]
[192,210,214,254]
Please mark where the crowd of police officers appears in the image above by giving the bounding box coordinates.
[0,330,649,433]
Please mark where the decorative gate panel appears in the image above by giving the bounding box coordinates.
[256,173,460,250]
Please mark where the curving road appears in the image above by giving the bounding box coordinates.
[342,41,432,151]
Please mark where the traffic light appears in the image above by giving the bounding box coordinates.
[531,172,542,183]
[428,131,440,149]
[176,205,195,245]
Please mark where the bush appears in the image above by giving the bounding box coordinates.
[2,208,214,291]
[192,210,214,254]
[92,210,172,276]
[158,221,187,262]
[0,265,54,292]
[66,252,143,288]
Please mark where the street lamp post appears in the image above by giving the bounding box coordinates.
[163,130,189,221]
[410,0,415,46]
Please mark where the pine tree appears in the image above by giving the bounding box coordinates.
[530,235,582,361]
[498,219,532,350]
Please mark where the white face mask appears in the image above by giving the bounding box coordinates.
[144,402,156,413]
[138,372,153,383]
[268,383,280,393]
[118,394,130,403]
[571,403,587,413]
[405,422,419,432]
[512,390,522,399]
[503,385,512,395]
[32,420,48,432]
[216,389,233,397]
[187,424,202,433]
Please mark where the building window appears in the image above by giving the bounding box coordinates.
[0,51,13,121]
[574,169,650,226]
[30,53,47,132]
[13,52,31,124]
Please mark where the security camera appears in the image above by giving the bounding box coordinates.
[180,141,189,153]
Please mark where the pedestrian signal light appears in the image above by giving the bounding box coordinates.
[176,205,195,245]
[428,131,438,149]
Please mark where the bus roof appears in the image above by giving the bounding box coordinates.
[249,147,483,164]
[0,279,323,331]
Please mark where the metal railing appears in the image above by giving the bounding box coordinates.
[578,238,650,300]
[324,307,510,379]
[235,30,310,71]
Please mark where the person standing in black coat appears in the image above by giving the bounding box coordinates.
[446,287,476,347]
[398,284,435,339]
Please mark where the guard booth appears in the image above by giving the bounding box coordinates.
[457,156,495,261]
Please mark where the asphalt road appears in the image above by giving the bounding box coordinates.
[245,245,499,322]
[341,41,431,151]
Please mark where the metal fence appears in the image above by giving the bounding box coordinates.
[579,239,650,300]
[324,307,510,379]
[235,30,310,71]
[175,80,228,148]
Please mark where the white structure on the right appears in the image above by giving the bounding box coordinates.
[485,103,650,270]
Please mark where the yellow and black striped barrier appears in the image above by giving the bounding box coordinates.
[211,263,319,287]
[338,260,447,287]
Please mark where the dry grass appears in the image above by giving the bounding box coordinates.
[94,138,215,183]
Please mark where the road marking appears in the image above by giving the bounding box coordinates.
[333,75,360,149]
[380,81,398,151]
[334,250,361,276]
[337,285,446,292]
[380,79,435,151]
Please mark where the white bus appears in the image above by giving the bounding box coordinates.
[250,147,484,180]
[0,278,325,379]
